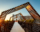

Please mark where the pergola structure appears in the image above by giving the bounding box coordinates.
[0,2,40,32]
[10,13,26,21]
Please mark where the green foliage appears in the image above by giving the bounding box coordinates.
[26,19,34,23]
[21,19,34,23]
[22,20,24,22]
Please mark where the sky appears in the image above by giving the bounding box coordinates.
[0,0,40,20]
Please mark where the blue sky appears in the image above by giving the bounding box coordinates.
[0,0,40,20]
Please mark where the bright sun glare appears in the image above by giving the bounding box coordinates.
[5,14,12,20]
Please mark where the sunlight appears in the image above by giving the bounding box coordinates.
[5,14,12,21]
[26,5,32,11]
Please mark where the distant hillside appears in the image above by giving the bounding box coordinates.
[20,16,33,20]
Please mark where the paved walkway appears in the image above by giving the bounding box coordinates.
[10,22,25,32]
